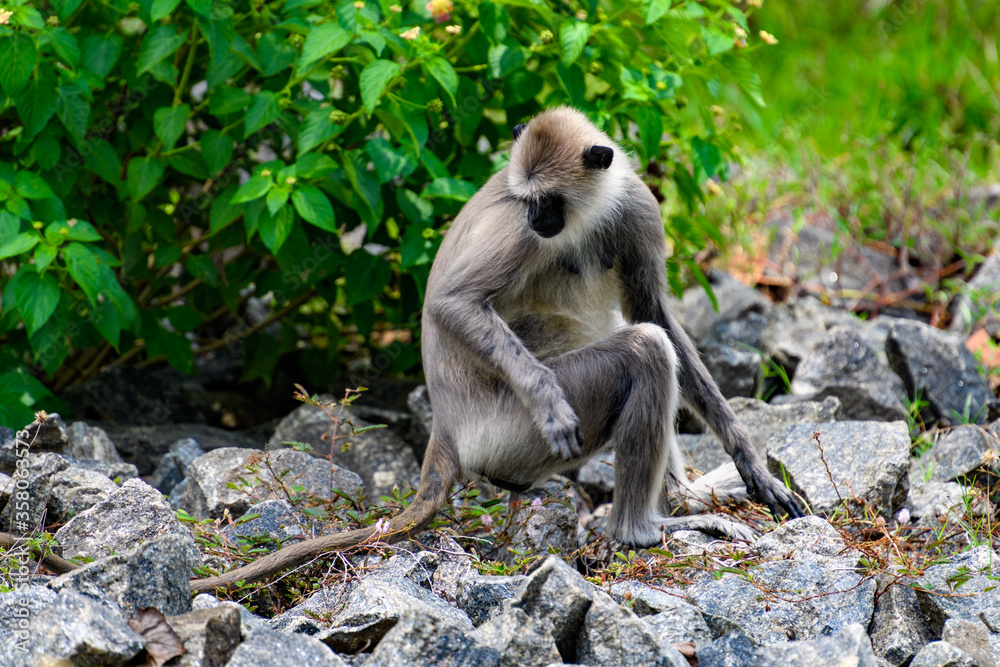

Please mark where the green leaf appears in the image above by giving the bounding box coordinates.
[151,0,182,22]
[702,27,733,56]
[45,219,102,243]
[360,59,400,115]
[0,33,36,96]
[636,105,663,162]
[34,243,58,273]
[691,136,724,183]
[298,22,351,74]
[12,268,60,336]
[292,185,335,231]
[245,91,281,134]
[14,6,45,29]
[298,109,342,155]
[560,20,590,66]
[231,175,272,204]
[47,27,80,68]
[63,242,102,304]
[209,185,243,234]
[479,2,510,44]
[126,157,165,201]
[643,0,671,25]
[14,74,58,140]
[201,130,233,176]
[0,371,53,429]
[424,178,478,201]
[719,54,765,107]
[137,25,187,75]
[185,0,212,15]
[258,206,294,253]
[0,233,39,260]
[92,298,121,349]
[15,171,54,200]
[344,252,391,306]
[423,57,458,106]
[266,187,290,215]
[84,140,123,186]
[209,86,250,116]
[365,137,414,183]
[184,254,219,286]
[145,324,194,372]
[55,82,91,143]
[82,34,123,78]
[153,104,190,149]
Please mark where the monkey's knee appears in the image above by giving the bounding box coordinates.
[626,323,677,376]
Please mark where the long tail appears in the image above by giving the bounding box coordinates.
[675,461,749,514]
[0,533,79,574]
[190,441,459,593]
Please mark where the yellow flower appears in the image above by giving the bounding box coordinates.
[353,1,364,8]
[747,0,762,7]
[759,30,778,45]
[426,0,453,23]
[705,180,722,195]
[733,24,747,38]
[575,9,587,20]
[445,24,461,34]
[400,26,420,40]
[390,4,402,12]
[0,8,12,24]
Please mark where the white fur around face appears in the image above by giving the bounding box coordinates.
[539,158,632,255]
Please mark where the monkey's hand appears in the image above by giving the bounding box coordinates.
[735,450,806,520]
[533,385,583,460]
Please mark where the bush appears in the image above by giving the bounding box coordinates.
[0,0,767,425]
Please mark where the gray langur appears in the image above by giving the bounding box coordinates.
[1,107,803,591]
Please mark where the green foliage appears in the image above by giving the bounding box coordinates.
[0,0,764,404]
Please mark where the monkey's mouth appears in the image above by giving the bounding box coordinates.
[528,194,566,238]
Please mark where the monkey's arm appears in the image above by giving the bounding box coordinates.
[617,197,805,520]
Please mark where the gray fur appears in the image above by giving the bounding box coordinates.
[421,107,803,547]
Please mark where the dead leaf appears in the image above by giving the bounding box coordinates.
[128,608,185,667]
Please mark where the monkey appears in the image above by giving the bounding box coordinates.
[0,107,802,592]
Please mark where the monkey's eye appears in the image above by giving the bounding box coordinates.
[512,124,527,141]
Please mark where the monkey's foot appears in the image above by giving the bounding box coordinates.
[611,513,756,547]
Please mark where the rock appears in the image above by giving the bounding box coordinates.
[471,607,562,666]
[364,611,494,667]
[62,456,138,482]
[911,547,1000,647]
[607,580,712,648]
[227,625,347,667]
[949,247,1000,335]
[911,425,999,484]
[268,397,420,500]
[886,320,999,426]
[905,480,992,529]
[696,631,757,667]
[766,421,910,519]
[753,622,877,666]
[47,466,119,521]
[909,641,977,667]
[790,326,908,421]
[50,533,198,616]
[577,450,616,498]
[62,364,206,425]
[91,422,261,475]
[760,298,859,372]
[701,340,763,399]
[165,605,243,667]
[0,452,68,529]
[407,384,434,459]
[674,270,771,345]
[55,477,200,564]
[180,447,362,520]
[223,499,306,550]
[576,591,689,666]
[679,397,840,474]
[941,618,996,667]
[506,555,594,660]
[419,533,475,603]
[689,518,876,645]
[456,574,527,627]
[506,482,578,561]
[0,591,144,666]
[868,580,935,665]
[67,421,123,463]
[0,586,57,640]
[148,437,205,495]
[0,415,73,471]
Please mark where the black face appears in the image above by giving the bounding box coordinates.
[528,193,566,238]
[512,124,527,140]
[583,145,614,169]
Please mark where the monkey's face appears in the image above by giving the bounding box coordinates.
[509,108,616,240]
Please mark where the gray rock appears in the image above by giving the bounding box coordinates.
[0,415,73,472]
[165,605,243,667]
[50,533,197,616]
[886,319,999,426]
[506,555,594,659]
[223,499,307,552]
[868,580,935,665]
[607,580,712,648]
[47,466,119,521]
[912,547,1000,644]
[456,574,527,627]
[0,452,69,529]
[268,397,420,499]
[674,270,771,344]
[67,421,123,463]
[909,641,977,667]
[576,591,689,666]
[754,516,861,567]
[0,586,57,641]
[754,622,877,666]
[679,397,840,474]
[689,518,876,645]
[912,425,998,484]
[169,477,189,510]
[91,422,260,475]
[905,480,992,529]
[506,482,578,561]
[62,456,138,482]
[471,607,562,666]
[55,477,199,564]
[696,631,757,667]
[790,326,908,421]
[577,450,616,496]
[181,447,363,520]
[364,611,495,667]
[761,298,860,372]
[63,365,206,426]
[701,340,762,398]
[227,625,347,667]
[0,591,144,666]
[148,437,205,495]
[407,384,434,459]
[0,470,10,513]
[941,617,996,667]
[950,248,1000,335]
[766,421,910,519]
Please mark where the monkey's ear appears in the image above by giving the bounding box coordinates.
[583,145,614,170]
[512,124,527,141]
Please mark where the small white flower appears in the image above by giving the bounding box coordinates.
[531,497,543,509]
[374,517,390,536]
[481,514,493,526]
[896,508,911,525]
